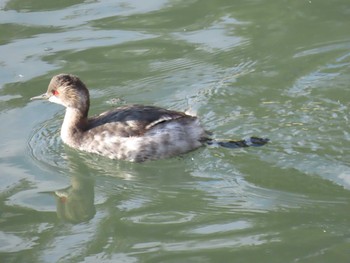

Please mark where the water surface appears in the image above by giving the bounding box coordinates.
[1,0,350,262]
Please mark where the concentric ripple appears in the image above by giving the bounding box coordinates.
[27,113,68,172]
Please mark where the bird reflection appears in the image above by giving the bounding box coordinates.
[48,174,95,223]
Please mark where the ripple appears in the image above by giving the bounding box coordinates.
[0,232,37,253]
[173,15,248,52]
[287,39,350,97]
[132,233,278,253]
[1,0,168,27]
[294,39,350,58]
[124,211,195,225]
[27,114,68,172]
[188,220,251,235]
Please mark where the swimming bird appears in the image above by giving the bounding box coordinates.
[31,74,268,162]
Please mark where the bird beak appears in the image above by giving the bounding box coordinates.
[30,93,49,101]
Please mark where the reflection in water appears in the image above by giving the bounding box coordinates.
[41,173,95,224]
[37,145,98,223]
[53,174,95,223]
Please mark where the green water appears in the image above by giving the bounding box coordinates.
[1,0,350,262]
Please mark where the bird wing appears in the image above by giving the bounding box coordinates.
[87,105,189,137]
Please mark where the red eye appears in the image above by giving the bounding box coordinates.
[52,90,59,96]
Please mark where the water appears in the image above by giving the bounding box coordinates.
[1,0,350,262]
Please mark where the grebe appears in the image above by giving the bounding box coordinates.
[31,74,268,162]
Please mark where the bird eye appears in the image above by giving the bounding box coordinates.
[52,90,59,96]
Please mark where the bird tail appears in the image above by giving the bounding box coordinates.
[206,136,269,149]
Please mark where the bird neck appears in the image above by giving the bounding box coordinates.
[61,107,88,147]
